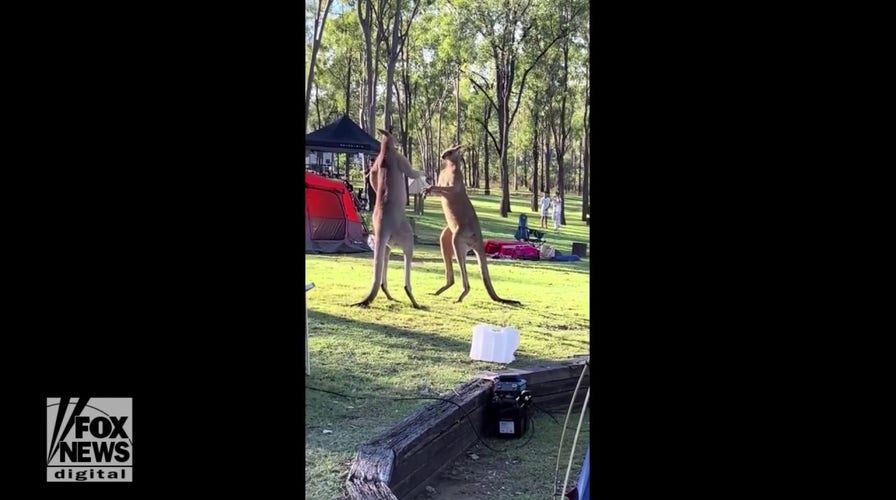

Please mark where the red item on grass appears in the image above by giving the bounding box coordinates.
[484,239,525,254]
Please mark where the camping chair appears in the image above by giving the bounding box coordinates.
[305,282,315,375]
[513,213,546,248]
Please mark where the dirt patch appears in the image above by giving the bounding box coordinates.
[412,448,539,499]
[412,413,589,500]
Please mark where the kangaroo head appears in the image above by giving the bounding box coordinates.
[377,129,396,152]
[440,144,464,163]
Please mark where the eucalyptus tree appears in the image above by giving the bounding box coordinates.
[406,2,466,180]
[451,0,586,217]
[379,0,424,132]
[305,0,336,133]
[545,0,588,225]
[313,9,364,124]
[353,0,387,133]
[581,17,590,222]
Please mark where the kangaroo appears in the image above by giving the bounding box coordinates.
[424,145,522,305]
[352,129,426,309]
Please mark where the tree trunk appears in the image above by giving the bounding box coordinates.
[314,82,323,129]
[543,134,549,193]
[383,59,397,129]
[582,136,589,221]
[417,126,429,180]
[530,112,539,211]
[557,156,566,225]
[500,152,511,214]
[344,48,353,118]
[483,130,490,195]
[465,149,471,186]
[554,32,572,226]
[393,38,412,206]
[426,115,435,178]
[522,154,529,193]
[365,0,387,134]
[472,144,480,188]
[497,75,510,216]
[437,110,444,168]
[382,4,401,131]
[483,103,492,195]
[582,29,591,222]
[304,0,335,134]
[455,69,461,146]
[394,79,409,205]
[499,133,511,214]
[358,0,373,133]
[462,5,576,217]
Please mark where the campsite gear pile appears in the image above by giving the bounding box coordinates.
[513,213,546,248]
[484,240,540,260]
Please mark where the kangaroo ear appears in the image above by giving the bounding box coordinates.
[377,128,391,136]
[441,145,462,159]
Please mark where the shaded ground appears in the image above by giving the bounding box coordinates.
[413,410,590,500]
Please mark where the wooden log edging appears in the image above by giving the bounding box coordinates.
[345,359,589,500]
[344,444,398,500]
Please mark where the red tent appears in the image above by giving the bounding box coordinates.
[305,172,371,253]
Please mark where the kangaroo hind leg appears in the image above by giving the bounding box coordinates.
[434,227,456,296]
[452,236,472,303]
[380,243,396,301]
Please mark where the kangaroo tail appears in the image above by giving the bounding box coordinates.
[473,248,522,306]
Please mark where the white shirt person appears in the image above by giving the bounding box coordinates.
[539,193,551,228]
[551,193,562,230]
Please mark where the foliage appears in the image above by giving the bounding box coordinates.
[306,0,589,204]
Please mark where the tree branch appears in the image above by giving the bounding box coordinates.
[393,79,404,117]
[473,115,501,154]
[399,0,422,41]
[509,28,570,128]
[371,0,387,27]
[464,70,500,117]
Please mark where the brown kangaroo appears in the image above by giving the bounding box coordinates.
[425,145,521,305]
[352,129,426,309]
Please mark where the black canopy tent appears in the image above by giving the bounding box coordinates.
[305,115,380,154]
[305,115,380,211]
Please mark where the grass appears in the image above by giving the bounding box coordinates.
[305,191,590,499]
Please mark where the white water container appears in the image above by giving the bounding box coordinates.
[470,324,520,364]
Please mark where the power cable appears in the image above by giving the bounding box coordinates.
[306,384,536,453]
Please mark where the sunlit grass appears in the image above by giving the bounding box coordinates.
[305,192,590,499]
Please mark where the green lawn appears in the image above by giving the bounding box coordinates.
[305,192,590,499]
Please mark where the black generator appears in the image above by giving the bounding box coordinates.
[485,375,534,439]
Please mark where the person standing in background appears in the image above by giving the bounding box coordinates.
[363,157,376,212]
[539,192,551,229]
[551,191,562,231]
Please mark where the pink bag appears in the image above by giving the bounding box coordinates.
[515,244,540,260]
[498,244,539,260]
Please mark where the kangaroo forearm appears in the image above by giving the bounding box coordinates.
[394,159,425,180]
